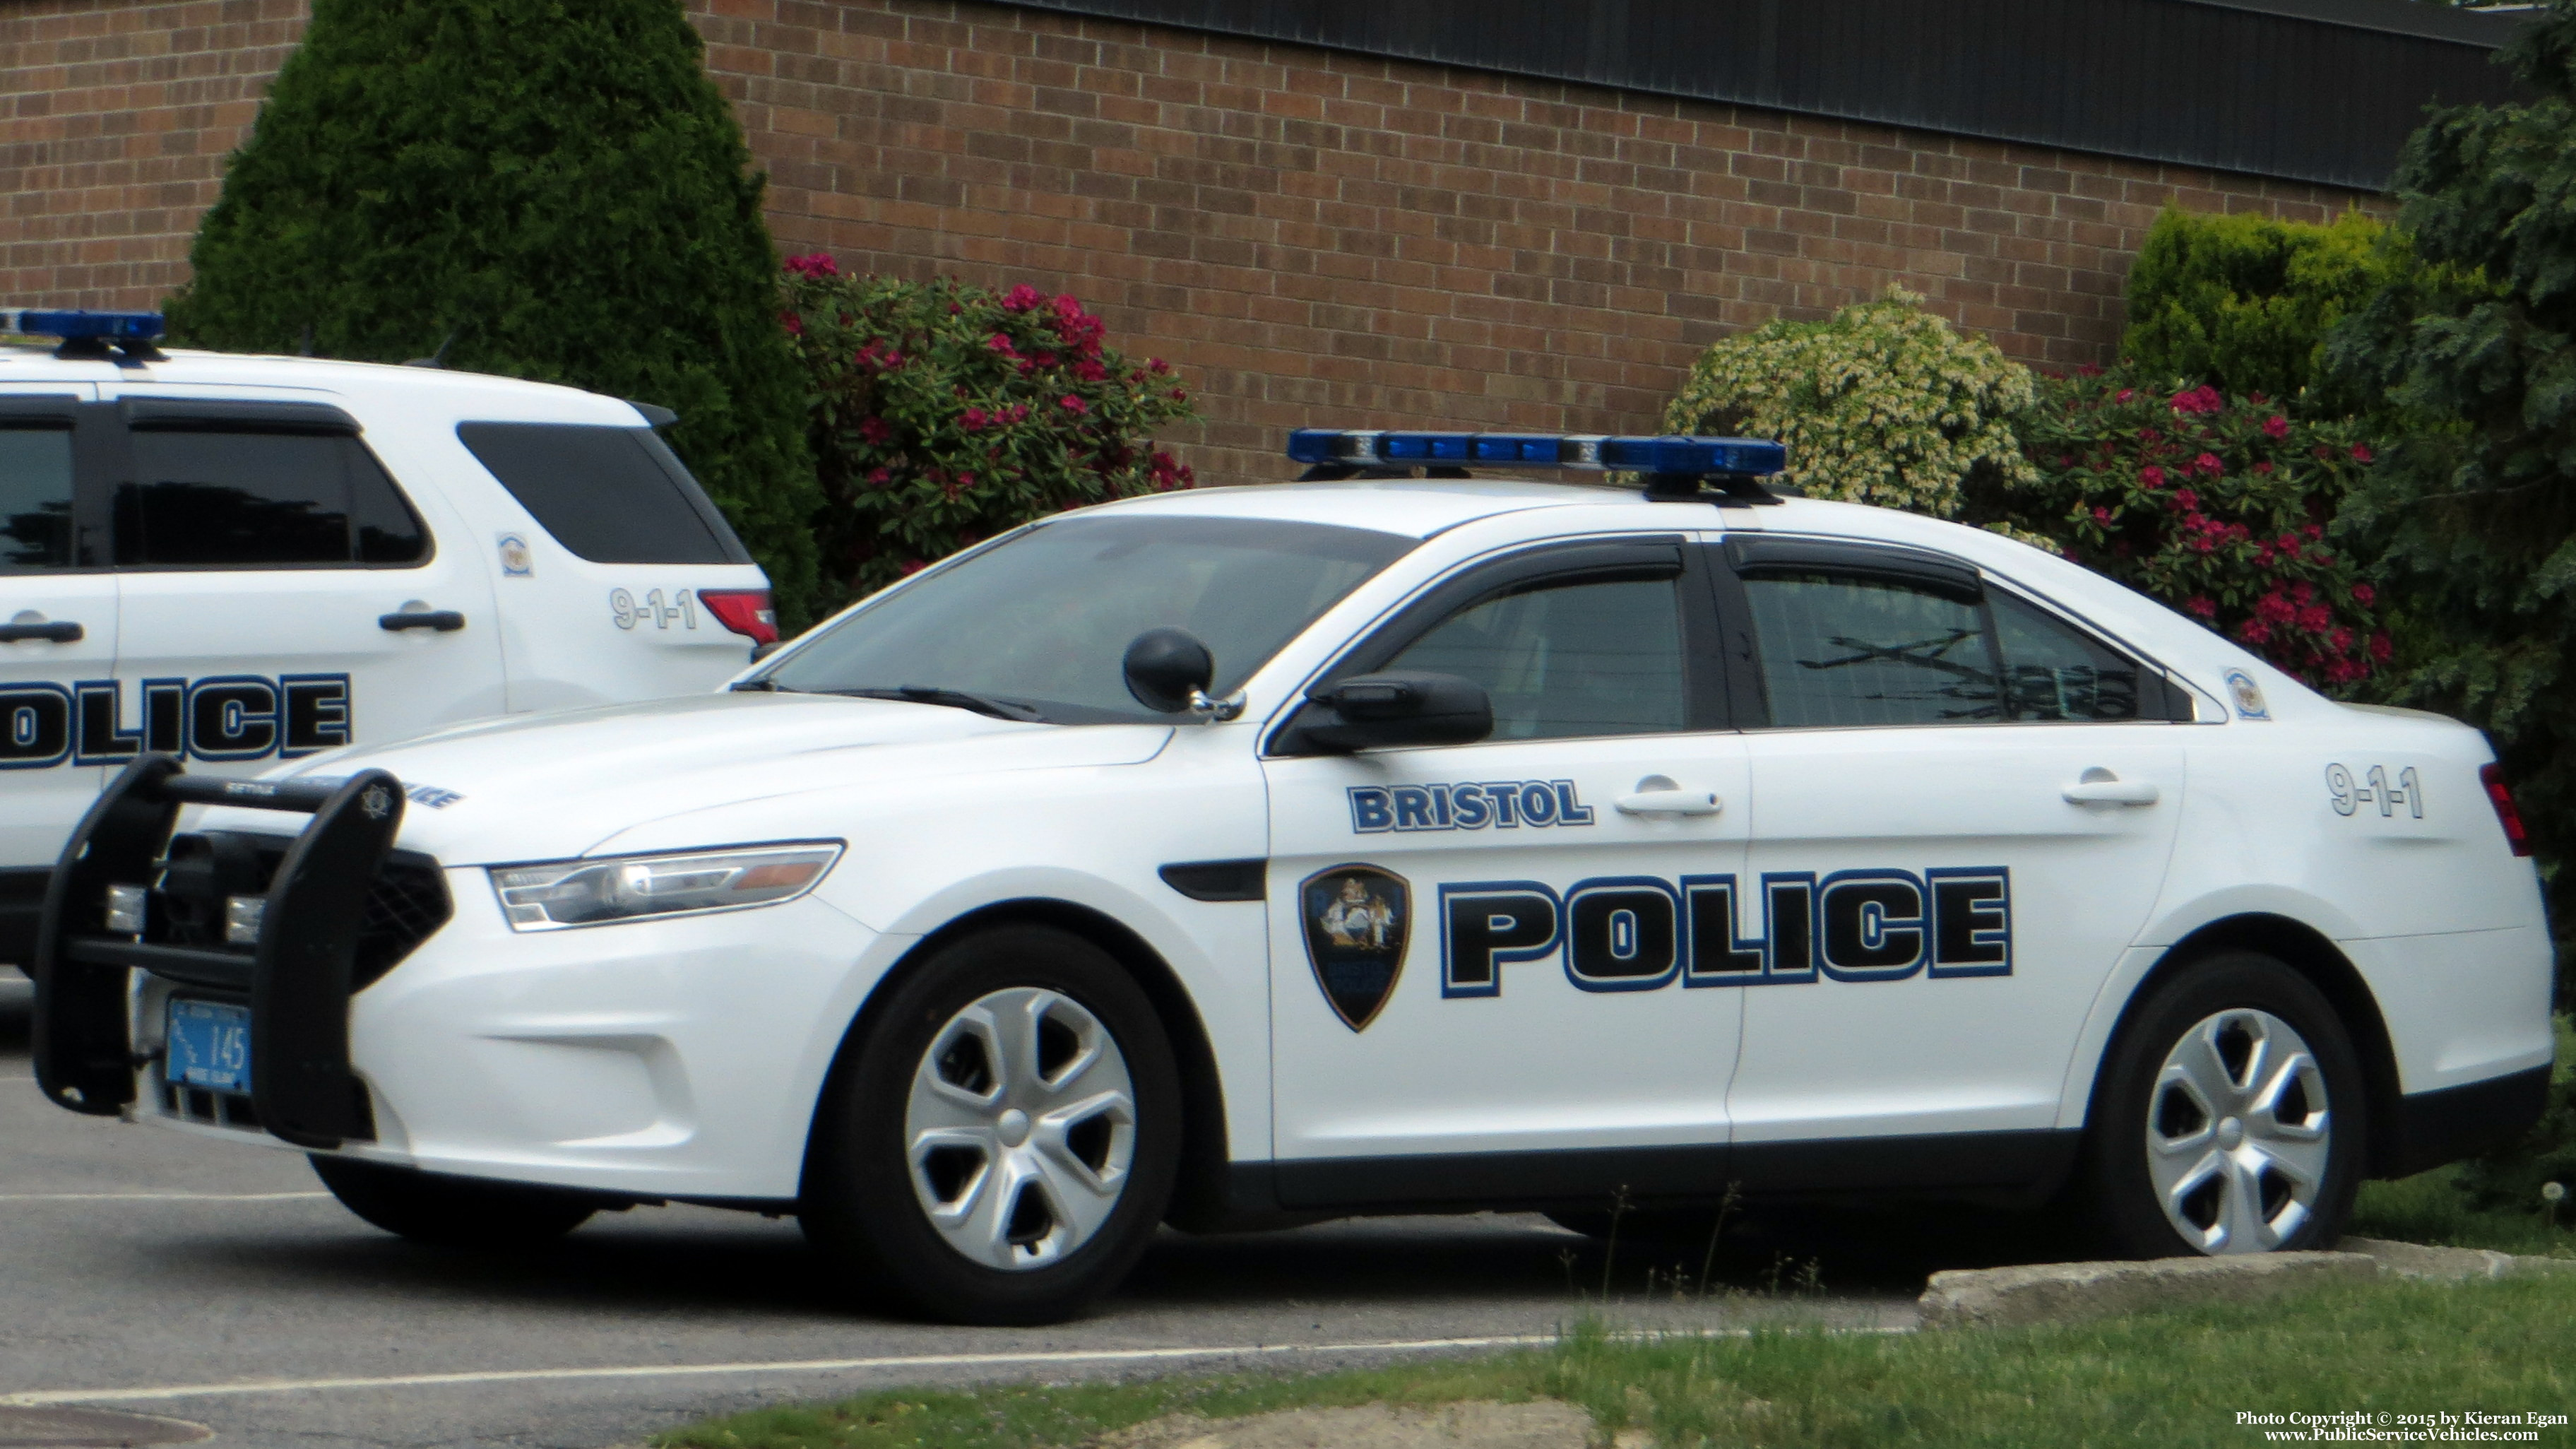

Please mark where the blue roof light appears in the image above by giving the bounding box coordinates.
[3,308,166,343]
[1286,428,1788,478]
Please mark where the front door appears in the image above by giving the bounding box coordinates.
[0,387,111,878]
[1713,538,2188,1186]
[102,391,506,781]
[1263,536,1751,1209]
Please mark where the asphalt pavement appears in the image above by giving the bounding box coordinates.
[0,987,1918,1449]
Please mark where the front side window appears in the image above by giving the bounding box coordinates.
[0,424,75,570]
[1383,574,1686,740]
[762,514,1413,723]
[1741,563,2151,728]
[116,430,427,567]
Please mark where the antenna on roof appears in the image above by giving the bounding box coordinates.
[403,330,457,369]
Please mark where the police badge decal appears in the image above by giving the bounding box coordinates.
[1300,865,1409,1032]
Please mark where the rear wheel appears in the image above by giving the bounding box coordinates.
[2085,952,2366,1258]
[310,1155,598,1248]
[800,925,1180,1325]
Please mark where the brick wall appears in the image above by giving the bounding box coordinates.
[4,0,2375,485]
[0,1,303,316]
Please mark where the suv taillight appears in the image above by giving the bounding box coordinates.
[700,589,778,645]
[2481,762,2532,857]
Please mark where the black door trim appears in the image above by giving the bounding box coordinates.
[1241,1127,2081,1214]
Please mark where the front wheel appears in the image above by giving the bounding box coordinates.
[2084,952,2367,1258]
[800,925,1181,1325]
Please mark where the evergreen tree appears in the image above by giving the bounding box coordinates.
[2328,0,2576,987]
[165,0,819,622]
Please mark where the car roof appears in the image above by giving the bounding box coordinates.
[1084,473,1979,550]
[0,344,643,424]
[1083,476,1651,538]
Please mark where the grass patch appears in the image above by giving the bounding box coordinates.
[658,1274,2576,1449]
[2349,1163,2575,1255]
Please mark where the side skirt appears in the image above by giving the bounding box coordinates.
[1232,1128,2082,1217]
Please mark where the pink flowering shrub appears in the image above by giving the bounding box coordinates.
[780,258,1197,606]
[2000,374,2387,691]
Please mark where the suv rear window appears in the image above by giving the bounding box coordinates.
[458,422,750,565]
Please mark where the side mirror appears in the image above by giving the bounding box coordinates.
[1123,627,1216,714]
[1279,671,1493,754]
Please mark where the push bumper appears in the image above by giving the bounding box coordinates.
[35,755,412,1148]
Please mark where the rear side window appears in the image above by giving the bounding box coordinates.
[116,431,429,568]
[458,422,749,565]
[0,422,76,570]
[1743,570,1999,728]
[1738,567,2160,728]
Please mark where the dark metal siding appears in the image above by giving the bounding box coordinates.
[997,0,2531,190]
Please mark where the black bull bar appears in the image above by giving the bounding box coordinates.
[35,755,407,1149]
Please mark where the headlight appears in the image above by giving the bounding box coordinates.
[489,842,843,931]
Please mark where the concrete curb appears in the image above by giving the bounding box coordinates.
[2341,1236,2576,1282]
[1917,1251,2375,1330]
[1919,1239,2576,1329]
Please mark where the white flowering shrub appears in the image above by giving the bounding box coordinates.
[1661,290,2038,517]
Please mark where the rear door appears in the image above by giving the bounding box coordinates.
[0,386,109,951]
[1713,537,2188,1187]
[101,390,509,773]
[449,422,775,710]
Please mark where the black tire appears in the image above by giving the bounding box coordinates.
[2083,951,2367,1259]
[310,1155,598,1248]
[800,924,1182,1325]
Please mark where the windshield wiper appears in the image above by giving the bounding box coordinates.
[728,678,790,692]
[827,686,1049,723]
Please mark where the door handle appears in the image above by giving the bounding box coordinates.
[379,610,466,633]
[0,617,82,644]
[1615,788,1723,817]
[2063,769,2161,807]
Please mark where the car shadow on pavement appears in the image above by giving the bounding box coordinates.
[129,1198,2084,1323]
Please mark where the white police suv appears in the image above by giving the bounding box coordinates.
[32,428,2556,1326]
[0,309,778,969]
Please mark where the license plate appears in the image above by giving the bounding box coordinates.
[165,999,252,1094]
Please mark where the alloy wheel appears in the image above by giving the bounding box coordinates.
[2144,1007,2332,1253]
[901,986,1138,1271]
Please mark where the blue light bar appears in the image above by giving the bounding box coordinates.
[1,308,166,343]
[1287,429,1787,477]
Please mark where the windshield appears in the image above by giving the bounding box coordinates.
[761,513,1415,723]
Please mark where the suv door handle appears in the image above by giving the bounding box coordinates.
[379,610,466,633]
[0,617,82,644]
[1615,786,1723,817]
[2063,769,2161,807]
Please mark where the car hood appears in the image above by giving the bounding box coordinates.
[196,692,1174,864]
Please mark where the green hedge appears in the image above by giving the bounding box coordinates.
[165,0,821,626]
[2123,207,2408,413]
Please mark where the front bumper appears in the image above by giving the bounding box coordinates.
[44,757,886,1202]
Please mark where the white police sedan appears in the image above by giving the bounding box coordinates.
[31,430,2555,1325]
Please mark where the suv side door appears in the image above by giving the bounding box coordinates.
[1261,535,1752,1211]
[0,386,108,962]
[100,390,507,779]
[1714,536,2188,1192]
